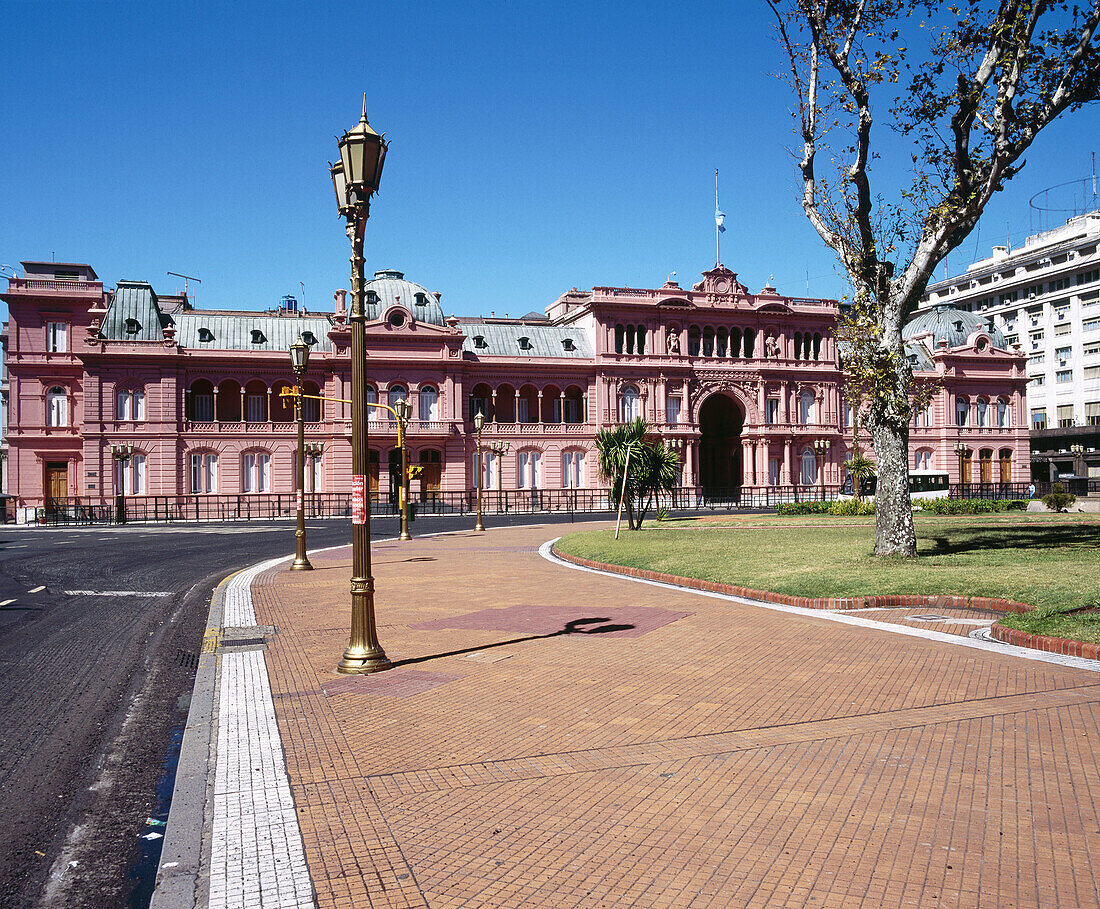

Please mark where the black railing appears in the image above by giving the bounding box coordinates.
[30,486,849,526]
[948,479,1097,499]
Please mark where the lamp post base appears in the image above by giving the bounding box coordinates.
[290,556,314,571]
[337,646,392,674]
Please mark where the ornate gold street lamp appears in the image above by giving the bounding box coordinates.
[1070,443,1085,478]
[289,335,314,571]
[111,442,134,524]
[332,97,391,674]
[813,438,831,501]
[473,411,486,531]
[393,397,413,541]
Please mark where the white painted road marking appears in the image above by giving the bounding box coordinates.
[28,586,45,593]
[62,590,173,597]
[0,598,15,607]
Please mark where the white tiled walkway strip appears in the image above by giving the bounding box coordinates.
[210,557,315,908]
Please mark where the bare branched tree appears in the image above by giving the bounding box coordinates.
[767,0,1100,555]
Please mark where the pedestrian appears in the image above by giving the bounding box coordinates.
[1027,482,1035,499]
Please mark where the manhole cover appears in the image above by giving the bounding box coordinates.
[909,614,952,622]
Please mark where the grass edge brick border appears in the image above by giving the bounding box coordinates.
[549,542,1099,660]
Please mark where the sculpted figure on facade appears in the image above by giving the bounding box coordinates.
[666,329,680,354]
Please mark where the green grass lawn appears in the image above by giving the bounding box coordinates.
[554,513,1100,644]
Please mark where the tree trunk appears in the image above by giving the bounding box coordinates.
[870,422,917,557]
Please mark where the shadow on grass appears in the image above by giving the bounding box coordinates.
[392,616,635,668]
[921,523,1100,556]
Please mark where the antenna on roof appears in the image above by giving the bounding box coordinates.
[167,271,202,302]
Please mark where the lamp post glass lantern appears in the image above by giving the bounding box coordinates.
[111,443,135,523]
[334,97,392,675]
[290,335,314,571]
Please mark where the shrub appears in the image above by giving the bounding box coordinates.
[830,499,875,516]
[776,501,833,515]
[921,498,1029,515]
[1042,482,1076,513]
[655,506,669,522]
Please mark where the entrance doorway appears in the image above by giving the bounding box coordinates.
[45,462,68,513]
[698,395,743,492]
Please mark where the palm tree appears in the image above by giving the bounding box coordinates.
[843,452,876,504]
[596,418,680,530]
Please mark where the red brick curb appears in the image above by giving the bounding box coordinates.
[550,543,1035,615]
[989,622,1100,660]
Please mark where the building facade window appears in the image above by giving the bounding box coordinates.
[996,397,1010,427]
[914,448,932,470]
[976,398,989,427]
[800,448,817,484]
[46,387,69,427]
[1086,401,1100,426]
[799,391,814,424]
[47,321,68,353]
[666,396,681,424]
[1057,404,1075,428]
[366,385,380,421]
[419,385,438,421]
[190,452,218,493]
[620,385,640,422]
[766,398,780,425]
[955,396,969,427]
[387,384,408,421]
[1056,369,1073,383]
[562,450,585,488]
[769,457,781,486]
[517,450,542,489]
[116,387,145,421]
[242,451,271,492]
[117,452,146,495]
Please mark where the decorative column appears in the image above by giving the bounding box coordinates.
[491,389,497,422]
[782,438,792,485]
[742,439,755,486]
[536,390,543,423]
[559,392,565,424]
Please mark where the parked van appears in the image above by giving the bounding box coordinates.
[839,470,950,500]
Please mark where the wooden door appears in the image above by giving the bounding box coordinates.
[419,449,442,500]
[45,463,68,511]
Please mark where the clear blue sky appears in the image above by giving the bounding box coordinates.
[2,0,1098,321]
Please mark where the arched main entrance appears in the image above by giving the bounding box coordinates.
[698,394,744,492]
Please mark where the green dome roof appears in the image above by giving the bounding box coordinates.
[903,303,1009,349]
[363,270,445,326]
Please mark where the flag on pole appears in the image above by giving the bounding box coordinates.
[715,208,726,233]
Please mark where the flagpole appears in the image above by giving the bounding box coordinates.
[715,169,720,265]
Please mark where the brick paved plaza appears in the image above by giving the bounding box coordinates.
[245,523,1100,908]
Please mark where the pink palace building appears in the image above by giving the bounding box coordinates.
[1,260,1030,521]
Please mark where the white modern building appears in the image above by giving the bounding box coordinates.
[919,210,1100,482]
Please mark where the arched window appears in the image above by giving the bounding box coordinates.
[799,391,815,425]
[636,326,646,355]
[702,327,715,357]
[244,380,268,422]
[729,327,741,358]
[387,384,407,423]
[46,387,68,427]
[302,381,321,422]
[687,327,701,357]
[914,401,933,427]
[614,324,625,354]
[306,448,323,492]
[716,328,728,358]
[189,380,214,421]
[999,449,1013,483]
[419,385,438,421]
[517,450,542,489]
[366,384,379,422]
[743,327,755,358]
[562,449,585,488]
[242,451,271,493]
[996,397,1010,428]
[620,385,640,422]
[976,397,989,428]
[563,386,584,424]
[116,387,145,421]
[800,448,817,484]
[117,451,147,495]
[955,396,969,427]
[625,325,636,354]
[190,451,218,493]
[813,333,822,360]
[979,448,994,483]
[914,448,933,470]
[794,332,803,360]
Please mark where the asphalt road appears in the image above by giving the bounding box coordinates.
[0,510,614,908]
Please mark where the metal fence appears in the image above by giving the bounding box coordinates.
[949,479,1097,499]
[29,485,842,526]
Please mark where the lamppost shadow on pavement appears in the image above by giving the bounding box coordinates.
[390,616,636,668]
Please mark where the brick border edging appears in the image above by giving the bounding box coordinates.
[549,543,1100,663]
[988,623,1100,660]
